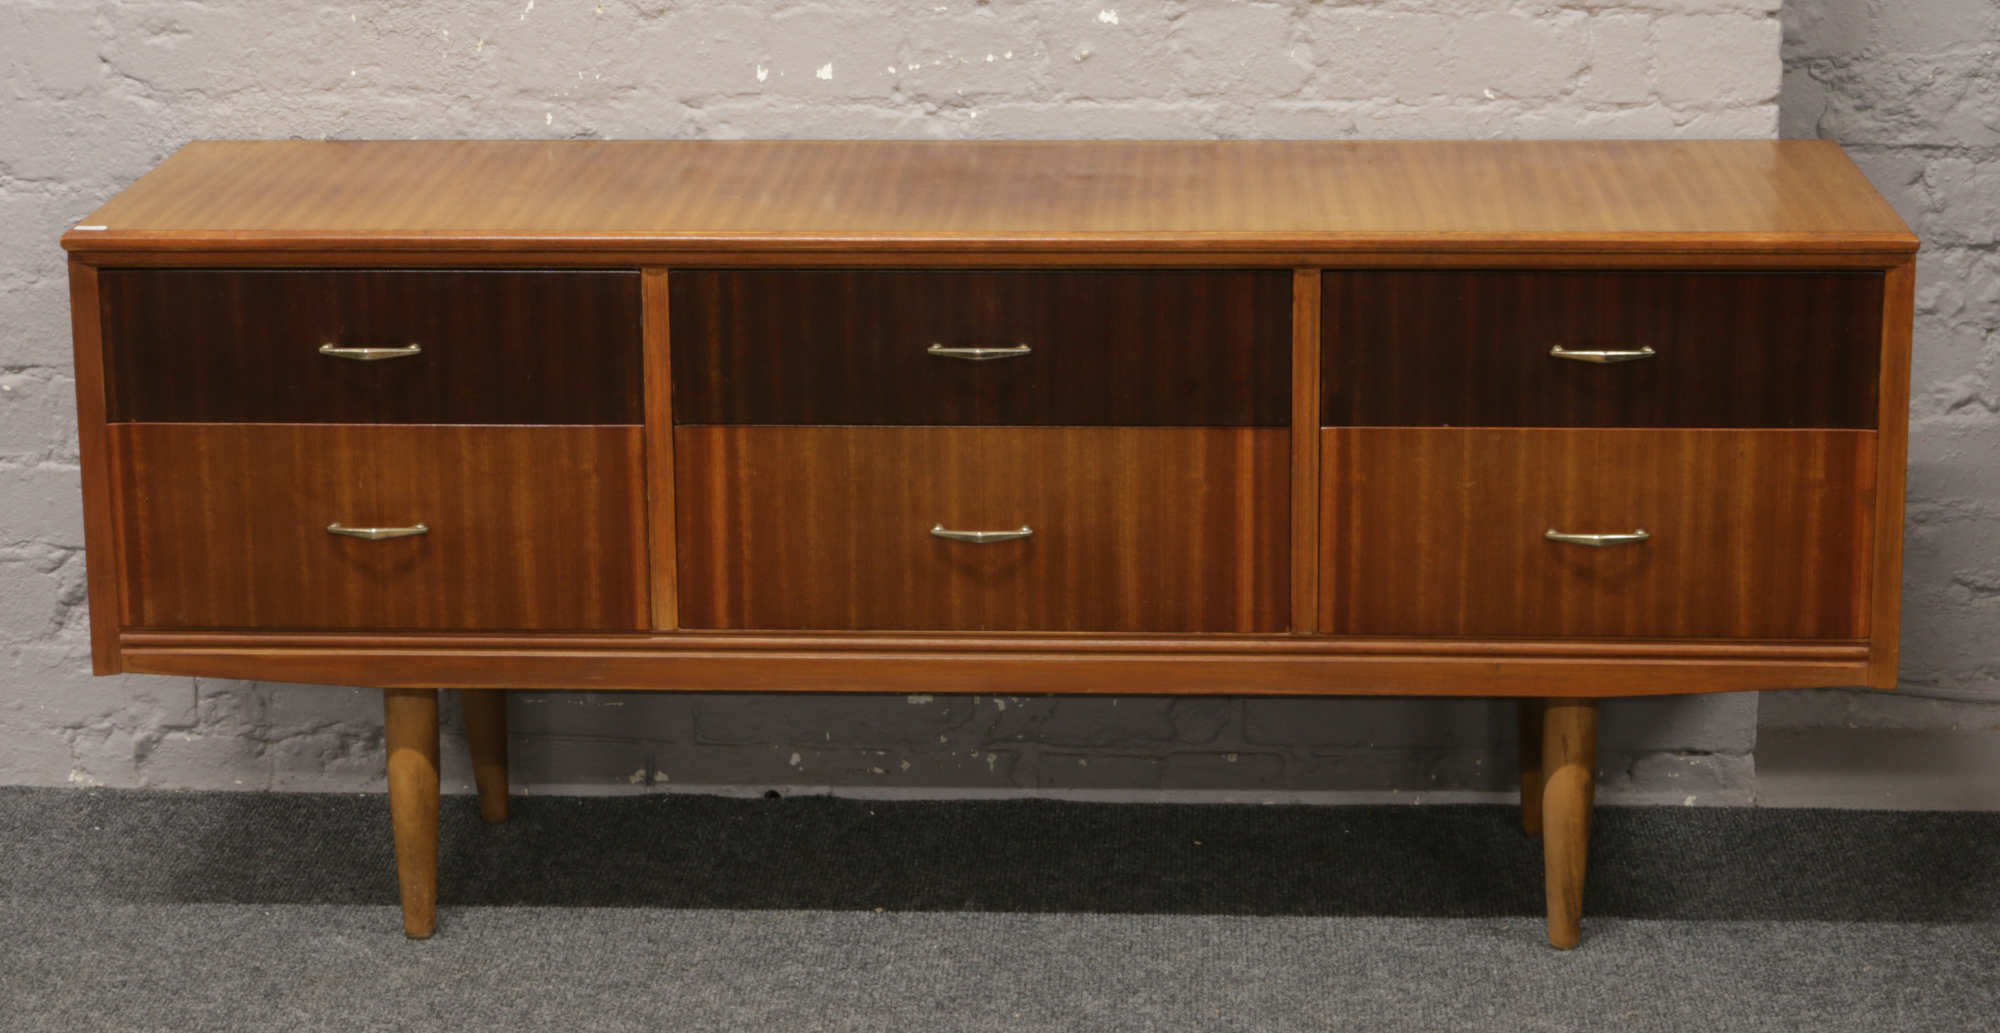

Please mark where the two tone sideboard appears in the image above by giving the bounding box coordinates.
[62,139,1917,948]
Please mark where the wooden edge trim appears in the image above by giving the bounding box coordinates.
[68,259,122,674]
[118,646,1871,698]
[1290,268,1322,633]
[118,629,1870,662]
[59,230,1924,256]
[1317,424,1339,635]
[642,268,677,630]
[61,250,1923,272]
[1868,256,1917,688]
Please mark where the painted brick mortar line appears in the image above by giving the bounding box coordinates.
[3,0,1795,796]
[1774,0,2000,722]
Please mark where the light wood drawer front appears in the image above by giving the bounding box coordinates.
[102,270,643,424]
[113,425,649,630]
[669,270,1292,426]
[1320,428,1876,639]
[1322,270,1882,428]
[676,426,1289,631]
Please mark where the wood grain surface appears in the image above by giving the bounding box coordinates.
[1321,428,1877,639]
[1869,257,1918,687]
[642,268,679,630]
[63,249,1926,272]
[116,629,1870,662]
[1322,270,1882,428]
[383,688,440,939]
[116,642,1871,698]
[102,270,642,424]
[112,424,649,630]
[1518,698,1547,837]
[1540,698,1598,950]
[670,269,1291,426]
[63,140,1915,702]
[1289,268,1322,632]
[62,140,1915,255]
[458,688,510,824]
[676,426,1289,632]
[67,260,123,673]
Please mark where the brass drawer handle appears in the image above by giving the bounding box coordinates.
[1549,345,1655,364]
[927,344,1032,361]
[320,343,424,361]
[931,524,1033,544]
[1545,528,1649,547]
[328,522,429,540]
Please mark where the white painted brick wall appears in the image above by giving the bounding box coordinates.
[1771,0,2000,726]
[0,0,1782,799]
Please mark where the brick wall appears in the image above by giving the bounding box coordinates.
[1775,0,2000,731]
[1,0,1784,799]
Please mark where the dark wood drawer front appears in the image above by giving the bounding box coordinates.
[1322,271,1882,428]
[102,270,643,424]
[1321,428,1875,638]
[676,426,1289,631]
[113,424,649,630]
[670,270,1292,426]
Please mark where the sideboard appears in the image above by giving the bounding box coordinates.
[61,139,1917,948]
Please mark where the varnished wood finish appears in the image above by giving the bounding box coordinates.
[1322,270,1882,428]
[458,689,509,824]
[1290,269,1322,633]
[118,629,1870,662]
[676,427,1289,632]
[1519,698,1547,837]
[68,249,1924,272]
[112,424,649,631]
[67,260,122,674]
[117,639,1869,697]
[62,141,1916,256]
[1869,257,1918,688]
[643,269,678,630]
[64,140,1920,949]
[670,270,1290,426]
[1322,428,1877,639]
[1541,698,1598,950]
[101,270,641,425]
[384,688,440,939]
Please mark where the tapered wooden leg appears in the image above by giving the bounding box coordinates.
[459,689,510,824]
[1541,697,1598,950]
[384,688,440,939]
[1518,698,1547,837]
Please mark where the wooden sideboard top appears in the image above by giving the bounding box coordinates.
[62,139,1915,257]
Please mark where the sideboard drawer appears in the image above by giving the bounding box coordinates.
[112,424,648,630]
[670,270,1292,426]
[676,426,1289,631]
[102,270,643,424]
[1321,428,1876,638]
[1322,270,1882,428]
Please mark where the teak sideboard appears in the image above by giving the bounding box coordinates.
[62,139,1918,949]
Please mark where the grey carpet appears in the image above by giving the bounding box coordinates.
[2,788,1996,1032]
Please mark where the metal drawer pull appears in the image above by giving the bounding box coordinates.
[1545,528,1649,547]
[931,524,1033,544]
[1549,345,1655,364]
[328,522,429,540]
[927,344,1032,361]
[319,343,424,361]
